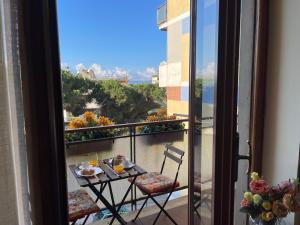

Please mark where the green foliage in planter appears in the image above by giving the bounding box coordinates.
[139,122,185,134]
[64,129,120,142]
[65,112,121,142]
[138,109,185,134]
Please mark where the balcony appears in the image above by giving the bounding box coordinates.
[157,2,167,31]
[65,118,213,224]
[158,61,182,87]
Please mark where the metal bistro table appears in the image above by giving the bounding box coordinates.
[69,159,147,225]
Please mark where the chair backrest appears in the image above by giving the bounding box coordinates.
[160,144,185,175]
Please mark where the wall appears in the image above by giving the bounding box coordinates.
[262,0,300,223]
[165,0,190,116]
[167,0,190,21]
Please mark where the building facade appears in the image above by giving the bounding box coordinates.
[157,0,190,117]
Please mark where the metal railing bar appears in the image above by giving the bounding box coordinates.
[65,119,188,133]
[134,129,188,137]
[65,129,189,146]
[64,117,213,132]
[157,1,167,11]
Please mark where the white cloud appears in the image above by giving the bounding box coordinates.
[114,67,129,77]
[76,63,129,79]
[90,63,103,75]
[145,67,157,76]
[129,67,157,82]
[75,63,87,73]
[72,63,158,83]
[197,62,215,79]
[90,64,111,78]
[61,62,70,71]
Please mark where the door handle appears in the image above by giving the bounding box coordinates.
[245,140,252,175]
[234,133,252,182]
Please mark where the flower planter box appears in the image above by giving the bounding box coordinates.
[65,139,114,156]
[139,130,185,145]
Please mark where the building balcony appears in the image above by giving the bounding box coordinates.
[65,119,213,224]
[157,2,167,31]
[158,61,182,87]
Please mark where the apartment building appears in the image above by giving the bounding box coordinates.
[157,0,190,117]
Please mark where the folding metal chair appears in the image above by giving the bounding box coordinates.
[193,174,212,221]
[68,189,100,225]
[131,144,185,225]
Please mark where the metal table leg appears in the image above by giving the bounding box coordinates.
[82,183,108,224]
[109,176,137,225]
[88,182,128,225]
[108,182,116,207]
[95,183,107,203]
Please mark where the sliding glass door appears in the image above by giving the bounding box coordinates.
[190,0,218,224]
[189,0,241,224]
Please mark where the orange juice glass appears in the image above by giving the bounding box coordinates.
[113,165,124,174]
[89,160,98,167]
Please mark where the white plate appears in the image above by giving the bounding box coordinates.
[78,165,93,170]
[76,167,103,177]
[123,162,135,169]
[109,158,135,169]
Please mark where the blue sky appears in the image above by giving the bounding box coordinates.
[57,0,218,82]
[57,0,166,82]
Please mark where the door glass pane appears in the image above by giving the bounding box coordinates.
[234,0,255,224]
[193,0,218,224]
[58,1,190,224]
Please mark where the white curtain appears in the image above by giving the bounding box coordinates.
[0,0,30,224]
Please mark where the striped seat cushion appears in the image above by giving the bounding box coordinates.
[68,189,100,222]
[130,172,179,194]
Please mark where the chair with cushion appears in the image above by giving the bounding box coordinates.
[193,173,212,218]
[68,189,100,225]
[131,144,184,225]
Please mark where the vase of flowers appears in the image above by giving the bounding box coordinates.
[249,217,288,225]
[240,172,300,225]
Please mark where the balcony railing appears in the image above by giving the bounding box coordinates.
[157,2,167,26]
[64,118,213,215]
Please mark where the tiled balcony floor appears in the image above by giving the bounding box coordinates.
[89,196,211,225]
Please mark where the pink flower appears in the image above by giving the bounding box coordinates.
[240,198,250,207]
[271,181,295,197]
[279,181,295,194]
[249,179,270,195]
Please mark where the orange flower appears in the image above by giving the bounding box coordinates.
[68,118,87,129]
[97,116,113,126]
[240,198,250,207]
[283,193,299,212]
[272,200,288,218]
[146,115,159,122]
[157,108,167,117]
[167,115,177,120]
[83,111,96,123]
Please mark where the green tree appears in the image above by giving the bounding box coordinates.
[131,84,166,107]
[61,70,95,116]
[94,80,162,123]
[195,78,203,120]
[62,70,166,123]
